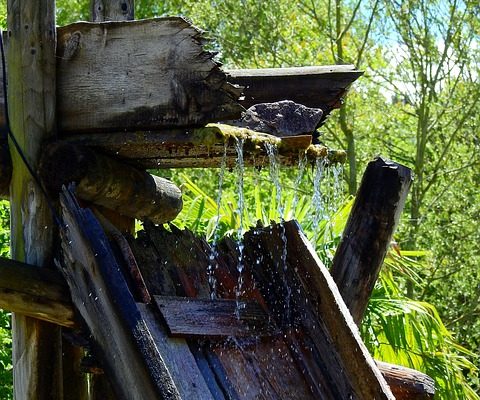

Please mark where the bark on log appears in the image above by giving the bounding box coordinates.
[39,142,183,224]
[6,1,63,398]
[331,157,413,323]
[0,257,75,327]
[57,17,243,133]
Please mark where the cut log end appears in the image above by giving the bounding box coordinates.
[39,142,183,224]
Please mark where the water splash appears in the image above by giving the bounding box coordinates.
[234,138,246,318]
[207,142,228,300]
[265,143,291,325]
[312,157,326,246]
[291,151,307,218]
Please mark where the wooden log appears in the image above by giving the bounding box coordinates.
[329,157,435,399]
[56,17,243,133]
[61,124,346,169]
[243,221,395,399]
[59,187,182,400]
[376,361,435,400]
[91,0,134,21]
[227,65,363,117]
[330,157,413,323]
[154,296,277,338]
[0,257,75,327]
[39,142,183,223]
[6,1,63,398]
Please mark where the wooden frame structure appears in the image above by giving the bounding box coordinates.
[0,1,435,399]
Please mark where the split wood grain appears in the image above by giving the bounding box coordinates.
[60,187,181,400]
[57,17,243,133]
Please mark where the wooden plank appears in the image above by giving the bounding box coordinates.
[243,221,396,399]
[227,65,363,118]
[61,124,346,169]
[331,157,413,324]
[39,142,183,223]
[56,17,243,133]
[0,257,75,327]
[6,1,63,399]
[154,296,277,338]
[91,0,134,21]
[59,187,181,400]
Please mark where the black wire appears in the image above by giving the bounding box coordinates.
[0,30,64,229]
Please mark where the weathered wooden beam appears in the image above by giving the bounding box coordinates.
[57,17,243,134]
[6,1,63,399]
[227,65,363,115]
[0,257,75,327]
[61,124,346,169]
[59,187,182,400]
[0,54,10,199]
[330,157,435,399]
[92,0,134,21]
[331,157,413,323]
[154,296,277,338]
[244,221,395,399]
[39,142,183,223]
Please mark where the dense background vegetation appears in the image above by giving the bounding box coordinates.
[0,0,478,398]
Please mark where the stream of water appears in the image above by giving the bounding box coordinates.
[207,142,228,300]
[312,157,326,247]
[234,138,246,317]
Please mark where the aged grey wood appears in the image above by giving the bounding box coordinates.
[244,221,396,399]
[0,257,75,327]
[6,1,63,399]
[154,296,276,338]
[331,157,413,324]
[0,50,9,199]
[39,142,183,223]
[59,187,181,400]
[56,17,243,133]
[91,0,134,22]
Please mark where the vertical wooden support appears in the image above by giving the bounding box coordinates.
[6,1,62,399]
[330,157,412,323]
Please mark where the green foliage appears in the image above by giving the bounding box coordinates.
[0,201,11,400]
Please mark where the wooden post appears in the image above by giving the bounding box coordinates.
[330,157,435,399]
[331,157,412,323]
[6,1,63,399]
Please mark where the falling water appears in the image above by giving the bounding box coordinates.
[234,138,245,318]
[207,142,228,300]
[311,157,326,246]
[291,151,308,218]
[265,143,291,325]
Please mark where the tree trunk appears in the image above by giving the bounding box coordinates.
[6,1,63,399]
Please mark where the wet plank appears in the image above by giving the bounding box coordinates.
[154,296,277,338]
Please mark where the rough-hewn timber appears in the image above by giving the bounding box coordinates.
[227,65,363,123]
[6,1,63,399]
[57,17,243,133]
[60,187,181,400]
[154,296,277,338]
[61,124,346,169]
[39,142,183,223]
